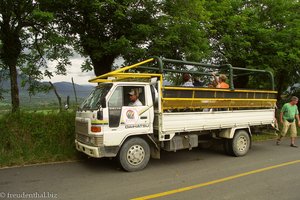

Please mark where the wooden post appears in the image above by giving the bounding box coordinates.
[71,77,78,104]
[49,81,62,111]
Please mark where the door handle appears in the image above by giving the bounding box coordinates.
[140,116,148,119]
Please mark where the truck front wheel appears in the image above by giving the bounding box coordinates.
[118,137,150,172]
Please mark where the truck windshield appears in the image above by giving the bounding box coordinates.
[80,83,112,110]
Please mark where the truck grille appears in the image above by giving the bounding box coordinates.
[75,120,89,135]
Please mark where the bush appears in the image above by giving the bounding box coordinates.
[0,111,79,167]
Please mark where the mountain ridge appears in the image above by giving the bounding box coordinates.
[1,78,94,105]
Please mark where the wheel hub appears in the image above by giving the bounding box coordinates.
[237,136,248,152]
[127,145,145,166]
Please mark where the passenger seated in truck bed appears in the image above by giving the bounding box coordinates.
[212,73,229,89]
[181,73,194,87]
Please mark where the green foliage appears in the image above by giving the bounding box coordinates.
[144,0,210,62]
[40,0,158,75]
[0,111,78,167]
[41,0,210,76]
[0,0,73,111]
[0,0,298,111]
[205,0,300,97]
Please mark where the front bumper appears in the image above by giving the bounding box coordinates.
[75,140,119,158]
[75,140,102,158]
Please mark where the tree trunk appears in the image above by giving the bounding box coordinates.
[9,65,20,113]
[90,55,115,76]
[49,81,62,111]
[2,30,22,113]
[276,70,286,101]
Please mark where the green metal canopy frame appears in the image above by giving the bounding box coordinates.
[138,57,275,91]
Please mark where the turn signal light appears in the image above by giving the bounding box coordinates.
[91,126,101,132]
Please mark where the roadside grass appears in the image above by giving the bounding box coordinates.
[0,111,80,167]
[252,127,300,142]
[252,132,278,142]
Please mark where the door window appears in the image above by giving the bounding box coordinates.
[108,87,123,127]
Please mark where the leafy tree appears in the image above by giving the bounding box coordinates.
[205,0,300,99]
[42,0,210,76]
[145,0,210,61]
[0,0,72,112]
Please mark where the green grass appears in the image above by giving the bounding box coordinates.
[252,132,278,142]
[252,126,300,142]
[0,111,80,167]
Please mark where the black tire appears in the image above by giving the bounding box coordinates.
[118,137,150,172]
[223,139,234,156]
[231,130,251,157]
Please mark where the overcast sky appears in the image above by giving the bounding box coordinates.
[42,56,95,85]
[42,56,124,85]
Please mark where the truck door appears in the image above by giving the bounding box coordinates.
[106,85,152,145]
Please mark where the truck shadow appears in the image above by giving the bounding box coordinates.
[77,142,229,172]
[78,156,122,172]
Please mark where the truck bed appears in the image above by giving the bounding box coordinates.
[155,109,275,133]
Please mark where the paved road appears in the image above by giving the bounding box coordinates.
[1,139,300,200]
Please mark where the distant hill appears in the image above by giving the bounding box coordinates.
[1,78,94,106]
[49,81,94,98]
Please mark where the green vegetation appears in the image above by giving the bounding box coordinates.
[252,126,300,142]
[205,0,300,100]
[252,132,278,142]
[0,0,72,112]
[0,111,79,167]
[1,0,300,112]
[41,0,210,75]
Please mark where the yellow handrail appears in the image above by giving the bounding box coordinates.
[89,58,155,82]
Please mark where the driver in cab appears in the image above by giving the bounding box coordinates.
[128,89,142,106]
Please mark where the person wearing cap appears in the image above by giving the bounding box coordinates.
[212,72,229,89]
[128,89,143,106]
[277,96,300,147]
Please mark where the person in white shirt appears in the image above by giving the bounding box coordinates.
[128,89,143,106]
[181,73,193,87]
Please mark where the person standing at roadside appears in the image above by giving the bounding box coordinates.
[277,96,300,147]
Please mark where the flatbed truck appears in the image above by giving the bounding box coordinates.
[75,58,277,171]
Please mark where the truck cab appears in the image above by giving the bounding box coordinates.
[75,80,159,170]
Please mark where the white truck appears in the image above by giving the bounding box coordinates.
[75,58,277,171]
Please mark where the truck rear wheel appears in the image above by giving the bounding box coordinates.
[224,130,250,157]
[118,137,150,172]
[231,130,250,157]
